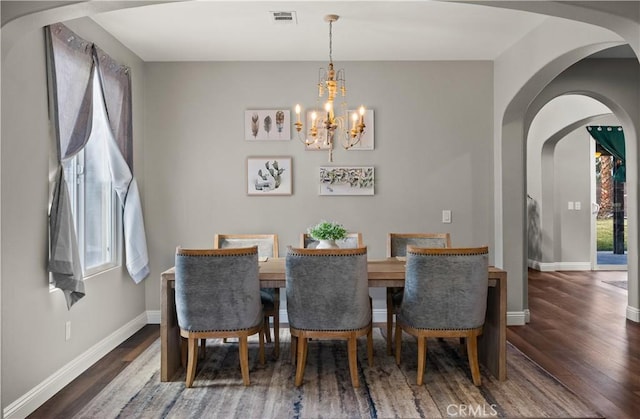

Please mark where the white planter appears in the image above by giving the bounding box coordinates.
[317,239,339,249]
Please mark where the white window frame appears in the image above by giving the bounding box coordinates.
[60,70,122,278]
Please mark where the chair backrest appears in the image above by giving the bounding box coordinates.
[285,246,370,331]
[398,246,489,330]
[300,232,363,249]
[175,246,262,332]
[387,233,451,257]
[214,234,279,258]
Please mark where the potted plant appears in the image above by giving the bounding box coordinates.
[308,221,348,249]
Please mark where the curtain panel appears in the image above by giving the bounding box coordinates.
[94,49,150,282]
[46,23,150,308]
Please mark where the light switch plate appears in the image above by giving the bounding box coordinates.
[442,210,452,223]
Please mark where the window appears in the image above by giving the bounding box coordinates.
[61,70,120,277]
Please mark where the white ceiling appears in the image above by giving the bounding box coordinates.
[90,1,553,62]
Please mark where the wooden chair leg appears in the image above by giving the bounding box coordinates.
[294,337,307,387]
[386,288,394,355]
[200,338,206,359]
[417,336,427,385]
[264,315,272,343]
[395,323,403,365]
[185,337,198,388]
[466,334,482,386]
[273,303,280,359]
[239,335,250,386]
[259,328,265,365]
[367,325,374,367]
[180,337,188,368]
[291,335,297,363]
[348,334,360,387]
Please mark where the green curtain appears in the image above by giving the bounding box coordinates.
[587,125,625,182]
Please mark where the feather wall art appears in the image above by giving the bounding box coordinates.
[245,110,291,141]
[275,111,285,135]
[263,115,272,138]
[251,113,259,138]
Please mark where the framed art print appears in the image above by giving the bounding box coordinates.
[245,110,291,141]
[247,157,292,195]
[319,166,374,195]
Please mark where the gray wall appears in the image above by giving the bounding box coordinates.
[143,61,495,312]
[1,18,147,408]
[554,127,592,263]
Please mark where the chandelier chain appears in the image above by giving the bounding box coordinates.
[329,20,333,63]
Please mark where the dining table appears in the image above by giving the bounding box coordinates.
[160,257,507,382]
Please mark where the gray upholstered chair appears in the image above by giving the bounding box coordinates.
[386,233,451,355]
[214,233,280,358]
[175,246,265,387]
[285,246,373,387]
[300,232,363,249]
[395,245,489,386]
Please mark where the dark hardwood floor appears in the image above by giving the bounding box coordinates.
[28,324,160,419]
[508,269,639,419]
[29,269,639,418]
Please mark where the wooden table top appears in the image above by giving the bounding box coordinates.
[162,257,506,285]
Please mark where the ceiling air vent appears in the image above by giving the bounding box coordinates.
[270,11,297,24]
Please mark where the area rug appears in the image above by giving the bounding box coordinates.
[73,329,601,418]
[602,280,628,290]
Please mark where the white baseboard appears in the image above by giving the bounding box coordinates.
[556,261,591,271]
[146,310,161,324]
[627,305,640,322]
[3,313,148,419]
[596,264,628,271]
[507,311,527,326]
[527,259,591,271]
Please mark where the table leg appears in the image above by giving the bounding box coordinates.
[161,274,181,382]
[478,278,507,380]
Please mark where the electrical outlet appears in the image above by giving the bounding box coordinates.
[574,201,581,210]
[442,210,452,224]
[65,321,71,341]
[568,201,574,210]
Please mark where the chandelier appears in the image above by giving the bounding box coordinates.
[294,14,366,162]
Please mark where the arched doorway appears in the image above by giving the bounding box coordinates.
[502,53,639,323]
[526,94,627,272]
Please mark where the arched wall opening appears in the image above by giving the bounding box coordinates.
[527,94,614,271]
[503,55,640,322]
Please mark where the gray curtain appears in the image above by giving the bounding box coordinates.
[46,23,150,308]
[94,48,149,282]
[95,46,133,169]
[46,23,94,308]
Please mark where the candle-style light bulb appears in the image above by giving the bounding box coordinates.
[351,112,358,130]
[295,104,301,123]
[311,111,317,129]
